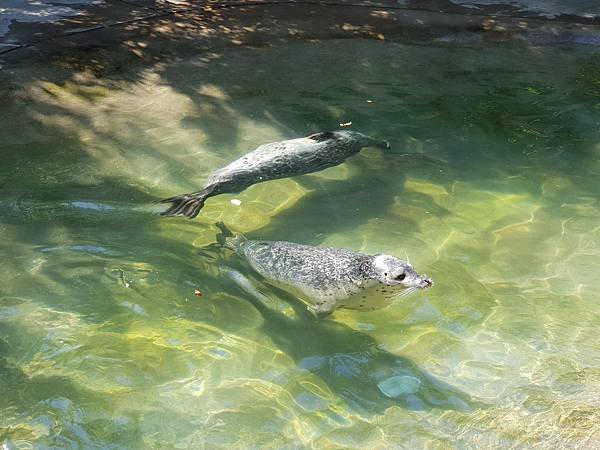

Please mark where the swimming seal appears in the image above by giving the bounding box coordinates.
[160,130,390,218]
[217,223,432,317]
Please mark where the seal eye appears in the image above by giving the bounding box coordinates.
[395,273,406,281]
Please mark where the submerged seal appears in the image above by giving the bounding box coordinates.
[160,130,390,218]
[217,223,432,317]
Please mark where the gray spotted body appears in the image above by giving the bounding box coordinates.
[224,233,432,316]
[161,131,389,218]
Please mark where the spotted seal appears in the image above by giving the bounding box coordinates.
[160,130,390,218]
[217,223,432,317]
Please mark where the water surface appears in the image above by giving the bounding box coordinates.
[1,39,599,448]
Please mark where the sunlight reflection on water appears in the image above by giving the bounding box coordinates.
[0,38,599,448]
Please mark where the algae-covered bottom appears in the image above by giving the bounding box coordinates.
[0,39,599,448]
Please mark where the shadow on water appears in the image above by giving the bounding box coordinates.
[215,258,480,417]
[257,155,454,244]
[255,157,415,243]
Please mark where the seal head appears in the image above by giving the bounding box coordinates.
[371,254,433,290]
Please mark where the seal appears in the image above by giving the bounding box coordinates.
[217,223,432,317]
[160,130,390,218]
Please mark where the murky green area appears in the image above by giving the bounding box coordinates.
[1,39,599,448]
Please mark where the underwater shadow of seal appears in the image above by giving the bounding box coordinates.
[219,262,483,417]
[254,156,451,244]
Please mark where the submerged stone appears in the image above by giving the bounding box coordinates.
[377,375,421,398]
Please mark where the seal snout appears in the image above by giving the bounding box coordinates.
[377,140,391,150]
[420,277,433,289]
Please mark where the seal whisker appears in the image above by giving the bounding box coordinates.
[393,287,418,301]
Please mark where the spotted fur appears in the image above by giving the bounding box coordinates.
[222,229,432,317]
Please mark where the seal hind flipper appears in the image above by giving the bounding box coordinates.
[160,189,210,218]
[307,132,336,142]
[215,221,246,250]
[215,221,233,245]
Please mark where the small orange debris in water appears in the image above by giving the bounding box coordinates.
[194,289,203,297]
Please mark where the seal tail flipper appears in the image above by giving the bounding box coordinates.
[159,188,212,218]
[215,221,246,250]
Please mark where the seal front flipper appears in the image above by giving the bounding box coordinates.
[307,303,336,319]
[160,185,215,218]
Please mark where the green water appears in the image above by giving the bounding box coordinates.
[1,39,599,448]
